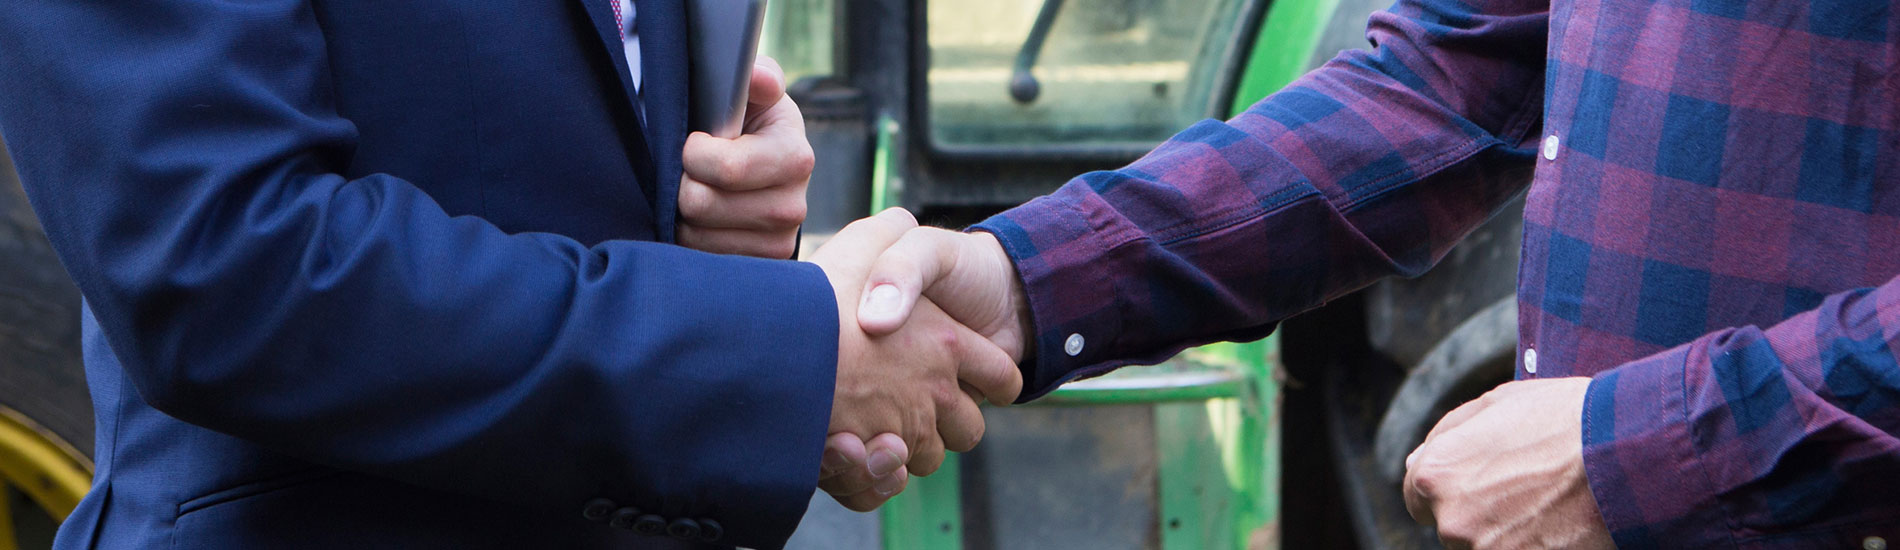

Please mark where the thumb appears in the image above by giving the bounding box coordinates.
[748,56,788,114]
[857,228,962,335]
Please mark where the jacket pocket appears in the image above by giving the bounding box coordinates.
[174,467,339,518]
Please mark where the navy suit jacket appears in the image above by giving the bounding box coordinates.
[0,1,838,548]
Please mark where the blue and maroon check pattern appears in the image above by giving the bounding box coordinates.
[973,0,1900,545]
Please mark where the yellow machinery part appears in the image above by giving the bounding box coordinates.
[0,477,16,550]
[0,406,90,522]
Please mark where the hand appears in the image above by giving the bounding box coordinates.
[808,209,1025,511]
[678,56,814,259]
[855,227,1033,363]
[1403,377,1614,550]
[810,226,1032,511]
[817,432,912,512]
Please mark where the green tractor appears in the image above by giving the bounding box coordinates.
[0,0,1526,548]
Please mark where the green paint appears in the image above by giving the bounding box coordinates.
[1154,338,1281,550]
[869,116,902,213]
[1229,0,1343,115]
[870,108,960,550]
[872,0,1327,542]
[878,453,964,550]
[1157,400,1234,550]
[1040,339,1270,405]
[1036,378,1249,405]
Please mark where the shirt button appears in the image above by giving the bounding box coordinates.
[1064,333,1085,356]
[1524,347,1539,375]
[1866,536,1888,550]
[1542,135,1560,161]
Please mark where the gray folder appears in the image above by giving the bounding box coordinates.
[687,0,768,138]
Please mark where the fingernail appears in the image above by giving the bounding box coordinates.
[861,285,903,320]
[873,471,905,496]
[1405,448,1419,470]
[868,449,903,477]
[822,447,850,474]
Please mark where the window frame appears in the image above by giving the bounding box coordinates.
[907,0,1273,162]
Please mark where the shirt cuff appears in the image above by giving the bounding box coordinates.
[1580,341,1732,550]
[971,193,1133,402]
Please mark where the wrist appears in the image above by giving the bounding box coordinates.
[970,231,1034,362]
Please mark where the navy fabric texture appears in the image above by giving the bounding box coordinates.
[0,1,837,548]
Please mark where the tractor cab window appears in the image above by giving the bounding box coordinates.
[761,0,836,84]
[926,0,1251,149]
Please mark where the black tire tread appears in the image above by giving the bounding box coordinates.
[0,136,92,459]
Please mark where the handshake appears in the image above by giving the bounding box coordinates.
[803,208,1031,512]
[672,61,1035,511]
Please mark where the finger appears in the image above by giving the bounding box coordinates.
[952,317,1025,405]
[681,128,814,193]
[857,228,963,335]
[935,384,987,452]
[677,175,807,231]
[961,382,985,403]
[677,224,798,259]
[834,467,908,512]
[1420,395,1489,449]
[865,432,911,475]
[819,435,876,497]
[907,431,947,477]
[820,433,867,481]
[834,434,909,512]
[1402,442,1437,526]
[747,57,788,114]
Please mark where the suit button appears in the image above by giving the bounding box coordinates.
[581,499,616,522]
[633,514,667,536]
[609,508,642,530]
[667,518,701,539]
[697,519,724,542]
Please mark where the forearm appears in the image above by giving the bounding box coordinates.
[0,1,836,546]
[977,0,1550,398]
[1581,276,1900,547]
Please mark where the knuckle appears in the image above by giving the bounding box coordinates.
[677,182,714,218]
[931,325,962,355]
[1409,465,1446,502]
[716,151,749,186]
[765,197,808,228]
[951,420,985,452]
[789,142,816,178]
[928,382,963,411]
[1435,514,1478,545]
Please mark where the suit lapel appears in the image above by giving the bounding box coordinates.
[574,0,671,239]
[637,0,689,244]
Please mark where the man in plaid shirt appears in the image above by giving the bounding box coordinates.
[832,0,1900,546]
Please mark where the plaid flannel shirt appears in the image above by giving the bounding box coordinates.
[973,0,1900,546]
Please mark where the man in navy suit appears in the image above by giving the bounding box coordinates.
[0,1,1019,548]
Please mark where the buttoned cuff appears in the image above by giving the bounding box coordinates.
[971,194,1132,403]
[1580,342,1731,550]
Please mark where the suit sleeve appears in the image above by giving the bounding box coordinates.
[0,1,831,547]
[1580,277,1900,548]
[973,0,1551,400]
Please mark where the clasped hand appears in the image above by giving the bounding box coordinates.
[805,209,1030,511]
[670,58,1031,513]
[694,70,1613,533]
[803,210,1624,550]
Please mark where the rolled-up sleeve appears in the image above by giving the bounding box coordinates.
[976,0,1551,400]
[1583,277,1900,549]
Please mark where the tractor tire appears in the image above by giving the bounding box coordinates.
[0,139,91,459]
